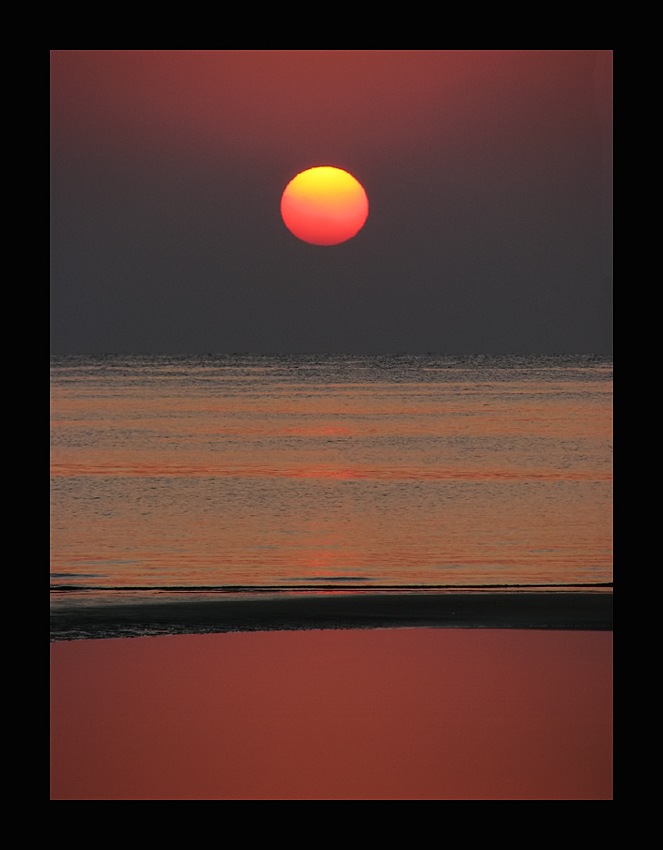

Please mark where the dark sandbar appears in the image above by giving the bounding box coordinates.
[50,590,612,640]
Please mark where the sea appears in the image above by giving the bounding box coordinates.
[51,353,613,797]
[50,354,612,612]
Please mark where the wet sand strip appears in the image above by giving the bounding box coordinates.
[50,591,613,640]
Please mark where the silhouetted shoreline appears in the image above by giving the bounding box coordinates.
[50,590,613,641]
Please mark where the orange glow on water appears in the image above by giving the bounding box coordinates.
[281,167,368,245]
[50,369,613,591]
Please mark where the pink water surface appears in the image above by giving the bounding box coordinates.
[50,627,612,800]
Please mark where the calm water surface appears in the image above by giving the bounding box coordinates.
[50,355,612,598]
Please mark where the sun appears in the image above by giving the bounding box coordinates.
[281,166,369,246]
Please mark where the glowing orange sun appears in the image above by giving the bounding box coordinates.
[281,166,369,246]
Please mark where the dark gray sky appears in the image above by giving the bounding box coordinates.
[50,50,612,355]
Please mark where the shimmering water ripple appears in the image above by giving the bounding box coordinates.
[51,354,612,595]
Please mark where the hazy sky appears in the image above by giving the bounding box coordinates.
[50,50,612,355]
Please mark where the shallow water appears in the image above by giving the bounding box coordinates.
[50,628,613,800]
